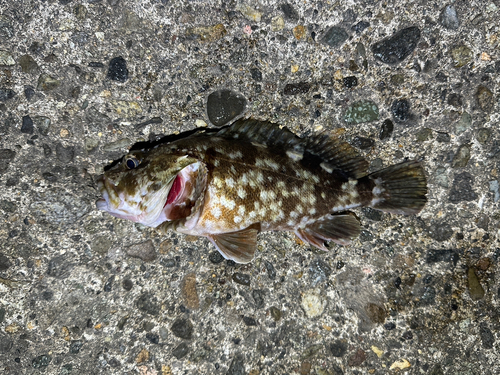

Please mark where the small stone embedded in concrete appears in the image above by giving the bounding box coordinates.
[252,289,265,309]
[365,302,387,323]
[19,55,38,73]
[269,306,282,321]
[126,240,157,262]
[107,56,128,82]
[344,100,379,124]
[90,235,113,255]
[475,85,494,112]
[330,339,348,357]
[0,253,11,271]
[309,259,332,286]
[427,222,454,241]
[69,340,83,354]
[283,82,311,95]
[111,100,142,117]
[321,26,349,48]
[37,73,60,91]
[33,116,51,135]
[467,267,484,301]
[352,136,375,150]
[447,93,463,107]
[293,25,307,40]
[455,112,471,134]
[379,119,394,140]
[250,68,262,82]
[476,128,491,144]
[352,21,370,34]
[171,318,193,339]
[449,172,477,203]
[32,354,52,369]
[233,272,251,286]
[21,115,34,134]
[271,16,285,31]
[343,76,358,88]
[479,323,495,349]
[122,278,133,291]
[440,5,460,30]
[0,332,13,353]
[55,143,75,162]
[451,44,472,68]
[301,289,325,318]
[104,275,114,292]
[434,167,449,188]
[24,85,35,100]
[181,273,200,310]
[371,27,420,64]
[0,50,15,66]
[348,348,367,366]
[172,342,189,359]
[136,293,161,316]
[0,87,16,101]
[207,89,246,126]
[489,180,499,202]
[0,15,14,39]
[135,348,150,364]
[186,24,227,42]
[209,250,224,264]
[242,316,257,326]
[391,98,411,122]
[451,144,471,168]
[281,3,299,20]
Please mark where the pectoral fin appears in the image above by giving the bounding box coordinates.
[208,225,259,264]
[295,213,361,250]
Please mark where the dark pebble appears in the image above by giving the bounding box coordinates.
[47,256,73,279]
[0,88,16,102]
[136,293,160,316]
[121,278,133,291]
[250,68,262,82]
[146,332,159,344]
[352,136,374,149]
[42,144,52,157]
[171,318,193,339]
[379,119,394,140]
[343,76,358,88]
[451,144,471,168]
[207,89,246,126]
[24,85,35,100]
[352,21,370,34]
[372,26,420,64]
[427,222,454,242]
[161,258,177,268]
[447,93,462,107]
[32,354,52,368]
[402,331,413,340]
[242,316,257,326]
[41,290,54,300]
[233,272,251,286]
[209,251,225,264]
[440,5,460,30]
[281,3,299,20]
[436,132,450,143]
[88,61,104,68]
[480,322,495,349]
[107,56,128,82]
[309,259,332,285]
[321,26,349,48]
[330,339,348,357]
[227,353,245,375]
[384,322,396,330]
[104,275,114,292]
[476,85,494,112]
[365,302,387,323]
[0,253,11,271]
[449,172,477,203]
[252,289,265,309]
[391,99,411,122]
[0,15,14,39]
[21,115,34,134]
[172,342,189,359]
[19,55,39,73]
[264,260,276,280]
[0,332,13,353]
[362,207,383,221]
[283,82,311,95]
[69,340,83,354]
[55,143,75,163]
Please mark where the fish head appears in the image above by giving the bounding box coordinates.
[96,149,204,227]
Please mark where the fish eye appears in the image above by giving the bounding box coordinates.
[125,156,140,169]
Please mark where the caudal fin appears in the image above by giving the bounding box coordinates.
[367,161,427,215]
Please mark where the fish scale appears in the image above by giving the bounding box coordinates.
[97,119,427,263]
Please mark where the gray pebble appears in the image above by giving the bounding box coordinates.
[207,89,246,126]
[126,240,157,262]
[449,172,477,203]
[440,5,460,30]
[372,27,420,64]
[171,318,193,339]
[321,26,349,48]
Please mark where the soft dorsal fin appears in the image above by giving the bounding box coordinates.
[216,118,368,179]
[208,225,260,264]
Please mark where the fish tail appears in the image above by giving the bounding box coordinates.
[366,161,427,215]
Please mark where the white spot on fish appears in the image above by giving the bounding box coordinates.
[320,162,333,173]
[248,211,256,219]
[286,150,303,161]
[237,187,247,199]
[213,206,222,219]
[234,216,242,224]
[220,196,235,210]
[226,177,235,188]
[240,173,248,186]
[309,208,316,215]
[238,205,245,216]
[290,211,299,219]
[228,150,243,159]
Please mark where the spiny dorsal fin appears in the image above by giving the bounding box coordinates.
[208,225,260,264]
[216,118,368,179]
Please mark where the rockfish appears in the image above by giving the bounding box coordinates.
[96,119,427,263]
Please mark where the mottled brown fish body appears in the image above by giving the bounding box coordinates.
[97,119,427,263]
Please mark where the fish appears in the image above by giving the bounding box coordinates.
[96,119,427,263]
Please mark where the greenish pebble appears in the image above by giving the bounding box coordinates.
[85,138,99,153]
[476,128,491,144]
[455,112,471,134]
[37,73,60,91]
[0,51,15,66]
[344,100,379,124]
[32,354,52,368]
[302,344,323,359]
[91,235,113,255]
[467,267,484,301]
[434,167,449,188]
[415,128,433,142]
[269,306,281,321]
[451,44,472,68]
[102,138,132,152]
[476,85,494,112]
[159,326,169,340]
[390,74,405,86]
[19,55,38,73]
[321,26,348,48]
[451,144,471,168]
[32,116,51,135]
[73,4,87,20]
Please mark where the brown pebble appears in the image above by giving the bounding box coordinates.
[476,257,491,271]
[181,273,200,310]
[126,240,156,262]
[348,348,367,367]
[158,240,173,254]
[300,361,311,375]
[135,348,150,363]
[467,267,485,301]
[365,302,387,324]
[293,25,306,40]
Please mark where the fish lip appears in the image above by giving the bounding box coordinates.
[96,197,108,211]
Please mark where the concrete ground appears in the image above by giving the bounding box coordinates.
[0,0,499,374]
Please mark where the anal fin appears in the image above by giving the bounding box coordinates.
[208,225,260,264]
[295,213,361,250]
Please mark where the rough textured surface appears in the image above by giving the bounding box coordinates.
[0,1,499,374]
